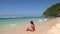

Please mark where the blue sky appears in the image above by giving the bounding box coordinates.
[0,0,60,17]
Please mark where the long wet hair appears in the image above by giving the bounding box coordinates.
[30,21,34,25]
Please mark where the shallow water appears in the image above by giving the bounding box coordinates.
[0,18,47,28]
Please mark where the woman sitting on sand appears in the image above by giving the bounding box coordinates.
[26,21,35,32]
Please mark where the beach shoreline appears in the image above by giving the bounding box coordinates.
[0,17,60,34]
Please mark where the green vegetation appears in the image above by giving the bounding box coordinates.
[43,3,60,17]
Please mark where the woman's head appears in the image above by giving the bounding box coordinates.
[30,21,34,24]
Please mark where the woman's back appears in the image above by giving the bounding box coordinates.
[31,24,35,31]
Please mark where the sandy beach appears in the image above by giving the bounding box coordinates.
[0,17,60,34]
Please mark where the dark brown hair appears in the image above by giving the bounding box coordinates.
[30,21,34,24]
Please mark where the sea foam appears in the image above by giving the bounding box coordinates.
[39,18,47,22]
[9,24,17,26]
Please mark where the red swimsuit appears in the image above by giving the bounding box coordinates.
[31,24,35,31]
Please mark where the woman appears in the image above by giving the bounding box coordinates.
[26,21,35,32]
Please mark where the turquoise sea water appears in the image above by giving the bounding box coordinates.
[0,18,47,28]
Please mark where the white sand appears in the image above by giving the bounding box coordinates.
[0,17,60,34]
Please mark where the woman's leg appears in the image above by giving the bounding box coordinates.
[26,28,35,32]
[26,28,30,31]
